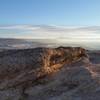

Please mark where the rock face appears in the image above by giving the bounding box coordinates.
[0,47,86,88]
[0,47,99,100]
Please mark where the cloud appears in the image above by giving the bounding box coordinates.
[0,25,100,41]
[0,25,39,30]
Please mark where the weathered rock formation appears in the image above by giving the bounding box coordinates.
[0,47,99,100]
[0,47,87,89]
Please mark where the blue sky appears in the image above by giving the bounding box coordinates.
[0,0,100,25]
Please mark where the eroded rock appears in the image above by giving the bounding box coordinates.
[0,47,99,100]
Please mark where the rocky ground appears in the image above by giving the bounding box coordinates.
[0,47,100,100]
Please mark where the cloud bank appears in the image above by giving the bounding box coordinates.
[0,25,100,43]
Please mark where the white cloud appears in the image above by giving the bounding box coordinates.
[0,25,100,41]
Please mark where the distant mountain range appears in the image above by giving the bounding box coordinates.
[0,38,59,50]
[0,38,100,50]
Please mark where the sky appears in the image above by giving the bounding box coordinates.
[0,0,100,47]
[0,0,100,25]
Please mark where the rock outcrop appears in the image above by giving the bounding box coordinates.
[0,47,87,88]
[0,47,99,100]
